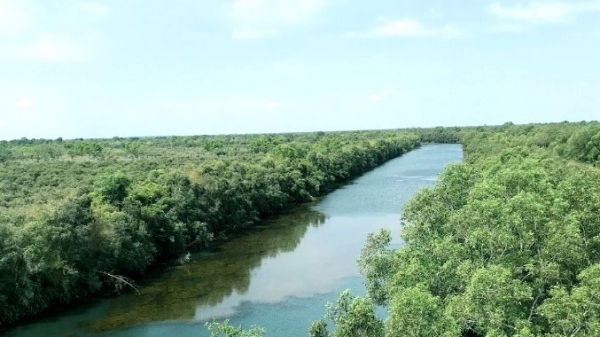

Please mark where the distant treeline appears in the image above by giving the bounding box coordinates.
[0,128,460,328]
[309,121,600,337]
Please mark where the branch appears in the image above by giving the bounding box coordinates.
[528,291,543,322]
[98,271,140,294]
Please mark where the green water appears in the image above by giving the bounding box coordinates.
[5,144,463,337]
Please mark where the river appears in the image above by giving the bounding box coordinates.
[6,144,463,337]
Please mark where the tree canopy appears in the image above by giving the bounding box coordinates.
[312,121,600,337]
[1,129,450,328]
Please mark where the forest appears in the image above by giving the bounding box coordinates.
[306,121,600,337]
[0,128,460,328]
[4,121,600,336]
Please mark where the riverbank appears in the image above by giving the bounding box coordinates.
[6,144,463,337]
[1,131,433,329]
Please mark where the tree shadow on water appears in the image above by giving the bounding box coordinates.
[89,206,326,331]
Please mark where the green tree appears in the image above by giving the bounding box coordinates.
[538,264,600,336]
[206,320,265,337]
[96,172,132,207]
[309,319,329,337]
[310,290,384,337]
[386,284,454,337]
[357,229,393,305]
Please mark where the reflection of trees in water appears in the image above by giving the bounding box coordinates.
[90,206,326,331]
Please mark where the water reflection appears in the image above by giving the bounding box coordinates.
[89,207,326,330]
[313,144,463,217]
[7,144,464,337]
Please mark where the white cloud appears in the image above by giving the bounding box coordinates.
[22,34,89,62]
[368,95,382,102]
[346,19,464,39]
[230,0,325,39]
[0,83,69,140]
[0,0,35,37]
[158,97,286,113]
[489,1,600,23]
[15,98,35,109]
[160,103,173,110]
[1,34,93,63]
[0,1,94,63]
[265,101,282,109]
[428,8,443,18]
[368,89,392,103]
[81,2,110,18]
[368,89,410,103]
[491,23,527,32]
[233,28,278,40]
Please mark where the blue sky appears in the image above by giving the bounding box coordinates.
[1,0,599,140]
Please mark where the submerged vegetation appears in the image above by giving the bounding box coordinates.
[0,129,450,328]
[311,121,600,336]
[89,207,327,330]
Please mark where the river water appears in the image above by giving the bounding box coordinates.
[6,144,463,337]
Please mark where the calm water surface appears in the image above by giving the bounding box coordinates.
[7,144,463,337]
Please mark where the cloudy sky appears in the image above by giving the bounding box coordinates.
[1,0,599,140]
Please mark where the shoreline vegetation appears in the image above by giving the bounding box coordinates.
[0,128,458,329]
[4,121,600,336]
[308,121,600,337]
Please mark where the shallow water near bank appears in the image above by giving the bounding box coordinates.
[6,144,463,337]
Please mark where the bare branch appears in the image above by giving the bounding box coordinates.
[98,271,140,294]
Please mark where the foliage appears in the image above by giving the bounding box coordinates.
[8,121,600,333]
[0,129,427,327]
[206,320,265,337]
[348,121,600,337]
[309,290,384,337]
[309,319,329,337]
[357,228,393,306]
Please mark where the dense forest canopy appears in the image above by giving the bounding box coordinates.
[3,121,600,336]
[0,128,460,328]
[308,121,600,337]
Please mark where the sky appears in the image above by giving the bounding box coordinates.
[0,0,599,140]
